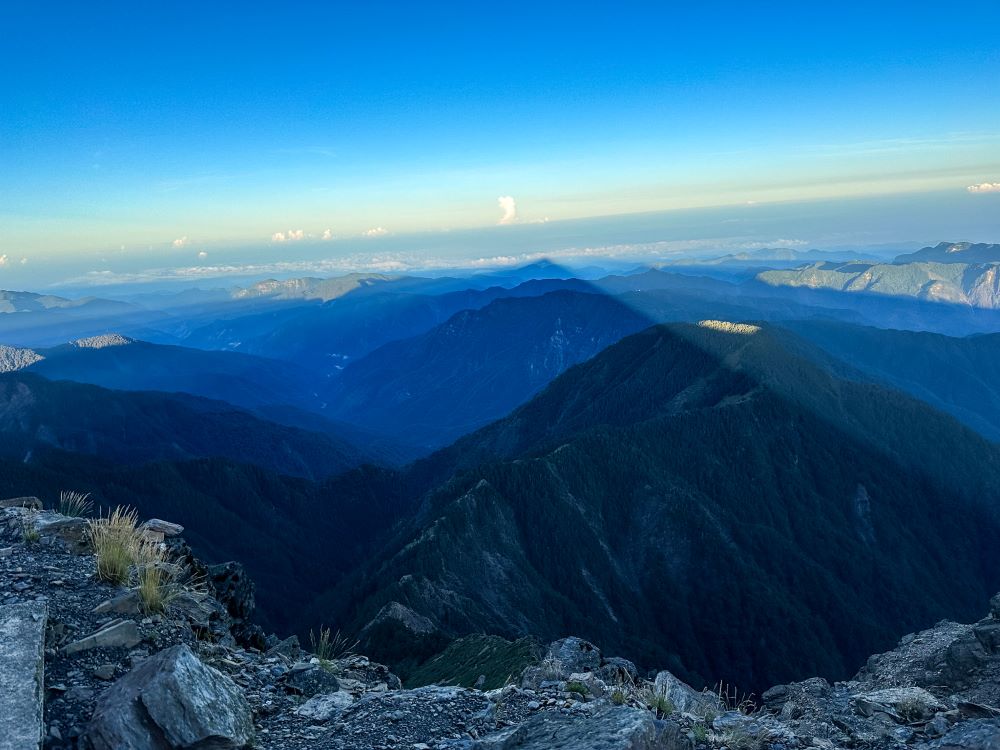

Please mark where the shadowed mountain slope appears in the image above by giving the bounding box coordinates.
[325,291,652,447]
[785,320,1000,442]
[0,373,376,480]
[314,322,1000,692]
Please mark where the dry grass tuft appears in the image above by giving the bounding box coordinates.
[58,490,93,517]
[87,505,141,586]
[310,625,359,664]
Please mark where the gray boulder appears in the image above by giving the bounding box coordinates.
[652,670,719,716]
[283,662,341,696]
[87,644,253,750]
[521,637,603,688]
[598,657,640,686]
[547,637,602,673]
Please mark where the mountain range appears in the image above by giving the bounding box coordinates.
[1,255,999,695]
[893,241,1000,264]
[757,259,1000,309]
[305,321,1000,690]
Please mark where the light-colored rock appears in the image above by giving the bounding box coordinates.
[63,620,141,654]
[653,670,720,716]
[92,591,142,616]
[852,686,946,722]
[140,518,184,536]
[0,601,47,750]
[87,644,253,750]
[294,690,355,721]
[0,496,42,510]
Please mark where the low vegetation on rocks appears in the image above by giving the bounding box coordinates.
[1,496,999,749]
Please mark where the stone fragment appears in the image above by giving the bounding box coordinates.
[140,518,184,536]
[92,591,142,616]
[63,620,141,654]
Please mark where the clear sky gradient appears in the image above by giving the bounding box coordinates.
[2,1,999,285]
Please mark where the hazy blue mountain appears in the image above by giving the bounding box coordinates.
[325,291,651,447]
[313,322,1000,691]
[0,290,169,347]
[20,334,324,414]
[178,280,588,372]
[894,241,1000,264]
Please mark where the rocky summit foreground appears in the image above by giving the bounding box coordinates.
[1,501,999,750]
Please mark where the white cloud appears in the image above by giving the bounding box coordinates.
[322,229,333,240]
[0,255,8,266]
[739,238,809,250]
[271,229,305,243]
[967,182,1000,193]
[19,257,27,265]
[172,236,189,248]
[362,227,388,237]
[197,251,208,260]
[497,195,517,225]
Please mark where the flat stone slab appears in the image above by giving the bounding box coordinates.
[63,619,141,654]
[0,600,48,750]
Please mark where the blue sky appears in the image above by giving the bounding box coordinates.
[1,1,999,285]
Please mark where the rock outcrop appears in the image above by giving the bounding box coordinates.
[3,500,1000,750]
[87,644,253,750]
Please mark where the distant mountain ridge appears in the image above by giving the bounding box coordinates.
[894,241,1000,264]
[757,260,1000,308]
[231,273,399,302]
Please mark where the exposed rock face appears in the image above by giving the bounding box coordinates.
[757,260,1000,308]
[87,644,253,750]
